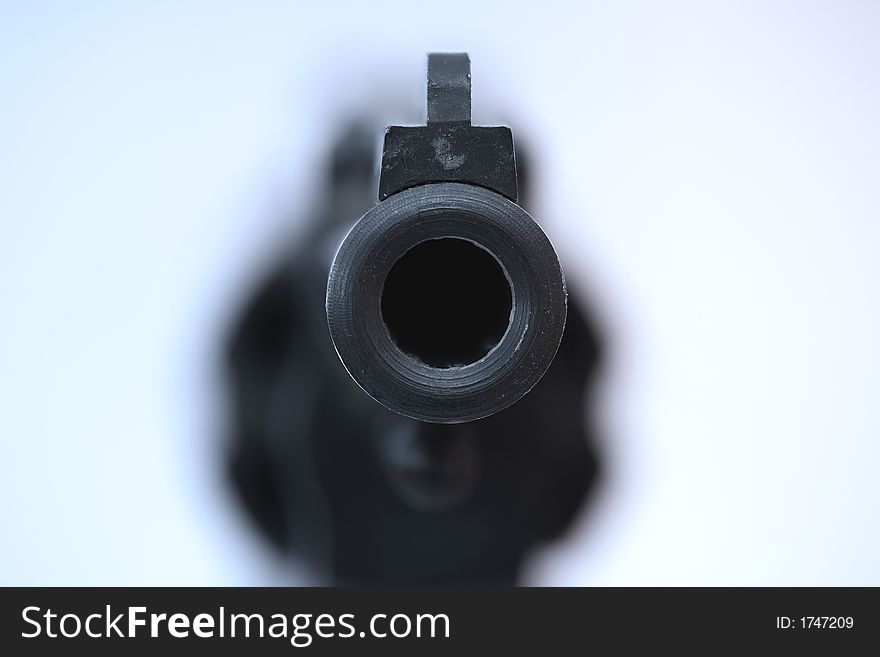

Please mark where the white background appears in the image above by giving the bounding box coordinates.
[1,0,878,585]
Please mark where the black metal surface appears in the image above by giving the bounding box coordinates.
[380,125,517,202]
[379,53,517,201]
[427,52,471,124]
[327,182,567,423]
[330,53,565,423]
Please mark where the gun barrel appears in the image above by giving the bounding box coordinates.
[326,182,567,423]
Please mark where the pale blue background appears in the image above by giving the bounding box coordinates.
[1,0,879,584]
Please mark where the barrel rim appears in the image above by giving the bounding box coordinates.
[326,182,567,424]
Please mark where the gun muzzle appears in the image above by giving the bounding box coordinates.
[325,54,567,423]
[326,181,566,423]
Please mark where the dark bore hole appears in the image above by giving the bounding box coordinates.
[381,238,513,368]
